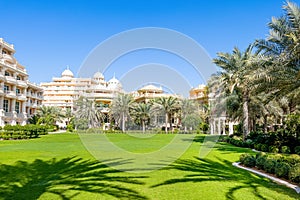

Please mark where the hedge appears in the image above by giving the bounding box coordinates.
[240,152,300,183]
[0,124,48,140]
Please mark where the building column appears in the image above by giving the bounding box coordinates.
[223,118,226,135]
[0,96,4,127]
[11,99,16,125]
[0,96,3,110]
[229,121,234,135]
[218,118,221,135]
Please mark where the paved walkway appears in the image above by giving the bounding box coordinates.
[48,130,67,134]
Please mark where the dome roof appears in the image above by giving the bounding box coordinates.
[107,76,122,90]
[93,72,104,79]
[61,68,74,78]
[108,77,120,84]
[138,84,163,93]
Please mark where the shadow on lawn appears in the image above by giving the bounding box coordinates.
[0,157,148,200]
[151,157,299,199]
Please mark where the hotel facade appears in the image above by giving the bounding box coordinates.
[0,38,43,126]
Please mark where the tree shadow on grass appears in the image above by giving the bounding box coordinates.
[214,142,254,154]
[151,157,299,199]
[0,157,148,200]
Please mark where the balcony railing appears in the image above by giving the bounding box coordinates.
[5,90,16,98]
[4,112,14,117]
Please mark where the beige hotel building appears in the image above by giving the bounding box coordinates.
[0,38,43,126]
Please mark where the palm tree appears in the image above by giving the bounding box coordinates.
[63,107,73,126]
[154,96,180,133]
[255,1,300,112]
[37,106,64,127]
[213,45,256,139]
[130,102,153,133]
[75,97,104,128]
[110,94,134,132]
[180,99,198,133]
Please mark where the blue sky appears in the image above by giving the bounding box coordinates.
[0,0,292,87]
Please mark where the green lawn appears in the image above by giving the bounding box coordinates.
[0,133,299,200]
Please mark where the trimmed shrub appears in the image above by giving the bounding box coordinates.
[261,144,269,152]
[289,163,300,183]
[239,154,248,164]
[281,146,291,154]
[284,154,300,166]
[294,146,300,155]
[275,162,290,178]
[269,146,279,153]
[245,139,254,148]
[264,158,277,173]
[243,154,256,167]
[256,154,267,170]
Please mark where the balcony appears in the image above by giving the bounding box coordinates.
[2,54,16,64]
[0,73,4,81]
[5,90,16,98]
[17,80,28,87]
[5,76,17,84]
[17,113,26,119]
[4,112,14,117]
[17,93,27,101]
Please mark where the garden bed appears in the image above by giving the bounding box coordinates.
[233,162,300,193]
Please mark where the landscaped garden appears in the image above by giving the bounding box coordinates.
[0,133,299,200]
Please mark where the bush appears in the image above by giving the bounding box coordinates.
[294,146,300,155]
[281,146,291,154]
[239,153,248,164]
[284,154,300,166]
[245,139,254,148]
[241,154,256,167]
[289,163,300,183]
[261,144,269,152]
[275,162,290,178]
[263,158,277,174]
[269,146,279,153]
[67,124,74,132]
[256,153,267,170]
[254,143,262,151]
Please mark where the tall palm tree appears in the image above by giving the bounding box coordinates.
[110,94,134,132]
[154,96,180,133]
[255,1,300,111]
[130,102,153,133]
[75,97,104,128]
[213,45,256,139]
[180,99,198,133]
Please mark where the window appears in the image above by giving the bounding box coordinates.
[16,76,21,80]
[3,100,8,112]
[4,71,9,76]
[2,50,7,54]
[4,85,9,93]
[15,102,20,113]
[16,88,20,95]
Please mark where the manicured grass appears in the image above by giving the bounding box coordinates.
[0,133,299,199]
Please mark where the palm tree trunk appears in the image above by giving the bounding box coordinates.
[165,113,168,134]
[122,113,125,132]
[142,120,145,133]
[242,91,250,141]
[169,114,173,133]
[263,115,268,133]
